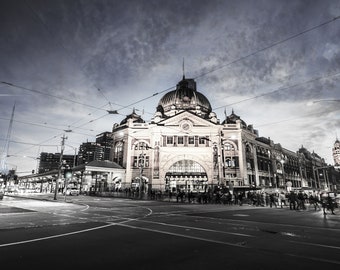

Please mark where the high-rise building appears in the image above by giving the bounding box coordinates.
[78,142,104,165]
[38,152,76,173]
[96,132,113,161]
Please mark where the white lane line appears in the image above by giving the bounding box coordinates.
[289,240,340,250]
[118,222,248,248]
[0,218,137,248]
[285,253,340,265]
[136,219,254,237]
[0,205,153,248]
[0,223,115,248]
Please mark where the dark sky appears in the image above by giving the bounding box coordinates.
[1,0,339,174]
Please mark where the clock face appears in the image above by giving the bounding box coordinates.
[181,121,191,131]
[182,123,190,130]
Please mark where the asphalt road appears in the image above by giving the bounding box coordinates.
[0,194,339,269]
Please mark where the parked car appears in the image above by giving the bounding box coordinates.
[65,188,80,196]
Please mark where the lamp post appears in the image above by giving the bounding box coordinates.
[139,153,146,199]
[54,134,67,200]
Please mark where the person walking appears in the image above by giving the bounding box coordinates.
[309,193,321,211]
[326,194,336,215]
[269,193,277,208]
[297,191,306,210]
[288,191,297,210]
[279,192,287,208]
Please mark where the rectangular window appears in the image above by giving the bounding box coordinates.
[199,137,205,144]
[135,155,149,167]
[167,136,173,145]
[178,136,184,144]
[145,156,149,167]
[188,136,195,144]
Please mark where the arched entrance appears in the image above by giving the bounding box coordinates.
[165,160,208,193]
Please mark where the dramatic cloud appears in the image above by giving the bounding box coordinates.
[0,0,339,174]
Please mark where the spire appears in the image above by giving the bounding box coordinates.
[182,58,185,79]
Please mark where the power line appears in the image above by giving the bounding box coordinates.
[23,0,145,116]
[213,70,340,110]
[194,15,340,80]
[5,10,340,171]
[79,16,340,115]
[0,138,59,147]
[254,108,340,128]
[0,81,110,111]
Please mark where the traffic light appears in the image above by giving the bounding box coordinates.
[64,168,73,179]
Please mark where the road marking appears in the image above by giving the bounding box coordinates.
[289,240,340,250]
[0,223,116,248]
[0,203,153,248]
[285,253,340,265]
[136,219,254,237]
[117,222,249,248]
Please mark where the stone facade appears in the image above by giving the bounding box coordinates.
[110,77,337,193]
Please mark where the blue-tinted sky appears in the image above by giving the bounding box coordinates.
[1,0,339,175]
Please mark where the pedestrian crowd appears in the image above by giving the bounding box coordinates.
[103,187,338,215]
[165,189,338,215]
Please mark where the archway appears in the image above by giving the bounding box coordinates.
[165,160,208,193]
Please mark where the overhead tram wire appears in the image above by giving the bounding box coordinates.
[0,81,124,133]
[11,132,64,157]
[11,5,340,161]
[69,85,176,130]
[24,1,340,126]
[213,70,340,110]
[0,117,81,133]
[75,15,340,117]
[21,1,340,115]
[194,15,340,81]
[0,138,59,148]
[254,108,340,128]
[0,81,109,112]
[24,1,145,118]
[60,68,340,131]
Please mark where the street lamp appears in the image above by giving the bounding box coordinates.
[54,134,67,200]
[139,153,146,199]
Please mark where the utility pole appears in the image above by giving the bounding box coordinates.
[54,134,67,200]
[139,153,145,199]
[1,103,15,176]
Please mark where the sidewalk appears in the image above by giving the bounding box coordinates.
[3,192,339,215]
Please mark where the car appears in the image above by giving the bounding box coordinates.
[65,188,80,196]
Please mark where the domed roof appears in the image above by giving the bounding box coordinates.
[222,109,247,127]
[157,77,212,118]
[120,109,145,125]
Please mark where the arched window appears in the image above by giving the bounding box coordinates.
[168,160,206,173]
[114,141,124,166]
[134,141,149,150]
[223,143,234,151]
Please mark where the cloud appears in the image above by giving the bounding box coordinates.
[1,0,339,173]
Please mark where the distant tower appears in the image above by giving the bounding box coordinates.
[333,137,340,166]
[0,104,15,174]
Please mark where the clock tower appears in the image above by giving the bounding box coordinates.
[333,137,340,166]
